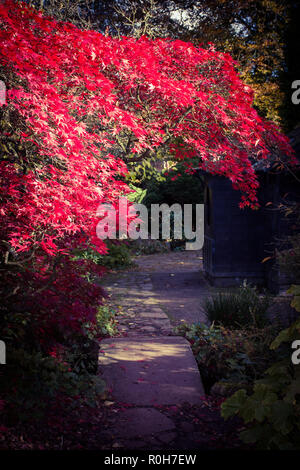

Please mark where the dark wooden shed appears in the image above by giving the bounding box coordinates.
[197,128,300,294]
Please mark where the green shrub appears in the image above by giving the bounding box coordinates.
[126,183,147,204]
[221,316,300,450]
[73,240,133,270]
[0,305,112,426]
[287,284,300,312]
[125,160,204,247]
[81,302,119,340]
[176,322,278,393]
[97,241,133,269]
[96,304,118,337]
[205,283,270,329]
[277,233,300,282]
[142,164,204,209]
[276,197,300,284]
[1,347,106,425]
[64,334,100,374]
[127,238,170,255]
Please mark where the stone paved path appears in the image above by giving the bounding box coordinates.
[102,272,174,336]
[96,251,241,450]
[102,250,210,333]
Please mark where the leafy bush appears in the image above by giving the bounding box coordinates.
[125,161,204,248]
[96,241,133,269]
[287,285,300,313]
[204,283,270,329]
[221,316,300,449]
[277,233,300,282]
[126,158,166,187]
[0,346,106,426]
[127,238,170,255]
[96,304,118,337]
[126,183,148,204]
[276,196,300,284]
[176,322,278,394]
[142,164,204,209]
[74,240,133,270]
[64,335,100,375]
[0,253,111,427]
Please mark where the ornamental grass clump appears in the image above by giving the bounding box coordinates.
[205,283,270,329]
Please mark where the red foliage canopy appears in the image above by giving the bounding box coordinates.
[0,1,293,259]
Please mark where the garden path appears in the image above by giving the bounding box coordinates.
[97,250,241,450]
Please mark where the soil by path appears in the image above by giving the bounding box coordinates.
[96,250,243,450]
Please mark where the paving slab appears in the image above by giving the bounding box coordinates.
[114,408,175,439]
[140,310,167,319]
[99,336,204,405]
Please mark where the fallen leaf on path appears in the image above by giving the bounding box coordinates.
[112,443,123,448]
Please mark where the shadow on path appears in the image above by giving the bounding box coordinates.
[96,250,242,450]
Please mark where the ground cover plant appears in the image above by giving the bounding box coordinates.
[221,314,300,450]
[176,321,280,393]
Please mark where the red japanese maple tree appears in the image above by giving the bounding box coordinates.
[0,1,293,341]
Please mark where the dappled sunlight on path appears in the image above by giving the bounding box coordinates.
[94,250,241,450]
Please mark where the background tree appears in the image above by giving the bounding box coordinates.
[27,0,299,131]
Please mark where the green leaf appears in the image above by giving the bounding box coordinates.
[270,317,300,350]
[238,384,277,423]
[287,285,300,312]
[270,402,293,435]
[284,370,300,402]
[221,389,248,419]
[240,425,264,444]
[252,383,277,403]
